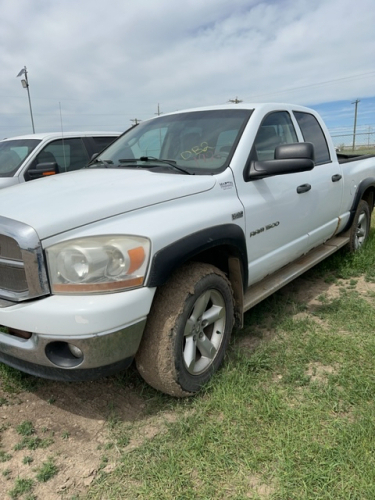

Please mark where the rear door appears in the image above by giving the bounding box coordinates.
[293,111,343,248]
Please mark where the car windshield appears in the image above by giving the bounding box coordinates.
[93,109,252,174]
[0,139,41,177]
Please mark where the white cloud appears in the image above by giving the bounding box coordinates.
[0,0,374,136]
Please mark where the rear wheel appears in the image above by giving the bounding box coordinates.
[136,263,234,397]
[347,200,371,252]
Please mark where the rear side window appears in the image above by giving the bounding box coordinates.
[90,136,118,153]
[294,112,331,164]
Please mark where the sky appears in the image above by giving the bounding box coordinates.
[0,0,374,146]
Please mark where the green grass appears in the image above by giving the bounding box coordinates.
[22,456,33,466]
[8,477,34,499]
[35,457,58,482]
[85,225,375,499]
[0,364,40,394]
[303,226,375,282]
[16,421,35,437]
[2,468,11,478]
[0,451,12,463]
[14,436,54,452]
[1,223,375,499]
[13,422,54,451]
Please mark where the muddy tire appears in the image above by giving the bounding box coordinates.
[347,200,371,252]
[136,262,234,397]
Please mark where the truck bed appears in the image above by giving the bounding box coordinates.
[337,152,375,164]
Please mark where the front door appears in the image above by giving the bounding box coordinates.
[235,111,316,286]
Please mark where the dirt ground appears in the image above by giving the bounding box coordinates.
[0,373,151,499]
[0,275,373,499]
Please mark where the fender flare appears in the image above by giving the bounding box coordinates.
[342,177,375,232]
[146,224,248,288]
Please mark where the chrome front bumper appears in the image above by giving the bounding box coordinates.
[0,319,146,381]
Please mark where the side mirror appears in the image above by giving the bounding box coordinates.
[28,162,58,180]
[246,142,315,180]
[275,142,315,161]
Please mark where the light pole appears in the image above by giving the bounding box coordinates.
[16,66,35,134]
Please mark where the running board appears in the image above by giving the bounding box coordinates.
[243,235,350,313]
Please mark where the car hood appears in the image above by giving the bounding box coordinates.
[0,168,216,239]
[0,177,19,188]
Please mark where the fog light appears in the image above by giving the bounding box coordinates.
[68,344,83,358]
[45,341,84,368]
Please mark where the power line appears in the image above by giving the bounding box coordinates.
[1,71,374,105]
[246,71,375,101]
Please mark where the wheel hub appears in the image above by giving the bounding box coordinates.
[183,288,226,375]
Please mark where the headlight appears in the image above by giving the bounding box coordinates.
[46,235,150,294]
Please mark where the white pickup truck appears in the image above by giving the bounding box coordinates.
[0,103,374,396]
[0,131,120,188]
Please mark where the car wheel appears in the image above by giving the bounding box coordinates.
[136,262,234,397]
[347,200,371,252]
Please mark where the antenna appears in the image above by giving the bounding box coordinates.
[59,102,68,172]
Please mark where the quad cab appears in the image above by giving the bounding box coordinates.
[0,103,373,396]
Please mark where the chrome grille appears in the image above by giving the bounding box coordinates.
[0,263,28,292]
[0,216,50,303]
[0,234,22,260]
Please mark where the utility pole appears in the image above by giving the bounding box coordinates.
[228,97,243,104]
[155,103,162,116]
[352,99,360,151]
[130,118,141,126]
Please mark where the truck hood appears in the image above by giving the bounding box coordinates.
[0,168,216,239]
[0,177,19,189]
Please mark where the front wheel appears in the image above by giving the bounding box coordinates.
[136,263,234,397]
[347,200,371,252]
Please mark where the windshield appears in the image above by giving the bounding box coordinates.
[0,139,41,177]
[93,109,252,174]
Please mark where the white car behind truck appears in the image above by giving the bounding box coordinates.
[0,103,374,396]
[0,131,120,188]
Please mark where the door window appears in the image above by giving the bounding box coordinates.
[253,111,298,161]
[293,112,331,164]
[35,138,90,173]
[90,136,118,153]
[0,139,40,177]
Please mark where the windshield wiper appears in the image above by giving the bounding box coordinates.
[118,156,192,175]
